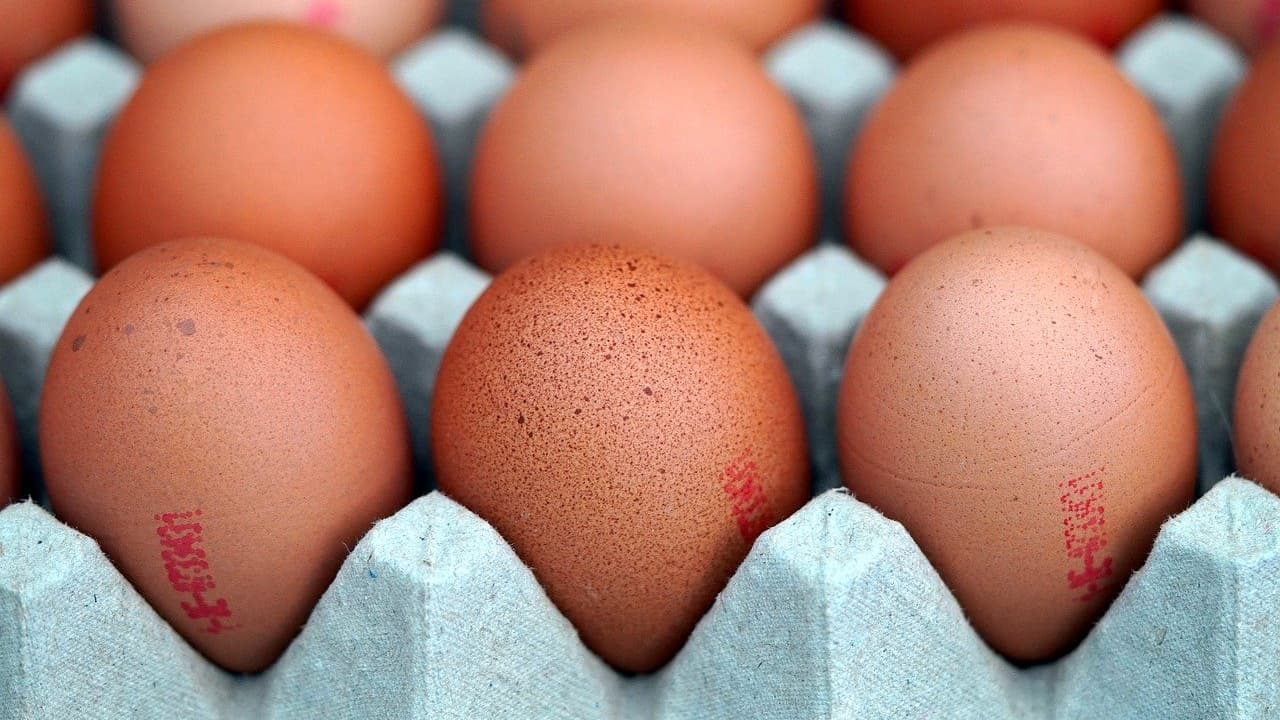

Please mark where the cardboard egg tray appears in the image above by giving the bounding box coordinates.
[2,9,1279,719]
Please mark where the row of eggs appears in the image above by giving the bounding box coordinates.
[0,0,1277,680]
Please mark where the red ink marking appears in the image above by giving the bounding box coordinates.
[722,448,770,542]
[155,510,238,634]
[1058,467,1113,603]
[1258,0,1280,45]
[305,0,343,28]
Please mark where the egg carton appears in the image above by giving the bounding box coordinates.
[1,11,1277,720]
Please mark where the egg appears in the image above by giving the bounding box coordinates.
[1233,302,1280,493]
[1187,0,1279,55]
[1210,43,1280,274]
[0,379,19,508]
[470,18,817,298]
[837,227,1196,662]
[40,237,413,673]
[0,0,92,94]
[431,243,809,673]
[93,22,441,310]
[846,0,1162,59]
[483,0,821,58]
[0,118,50,285]
[110,0,444,64]
[846,24,1181,278]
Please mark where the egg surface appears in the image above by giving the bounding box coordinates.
[1234,302,1280,494]
[483,0,821,58]
[837,227,1196,662]
[846,0,1162,59]
[93,22,441,310]
[111,0,443,63]
[846,24,1181,278]
[432,243,809,673]
[0,379,18,507]
[40,237,413,673]
[1210,42,1280,274]
[0,0,91,93]
[0,118,50,285]
[470,18,816,298]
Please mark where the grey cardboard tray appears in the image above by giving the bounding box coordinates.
[2,10,1277,720]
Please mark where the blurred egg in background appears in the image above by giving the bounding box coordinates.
[109,0,444,63]
[0,0,92,94]
[845,23,1182,278]
[846,0,1163,59]
[483,0,822,58]
[93,22,442,310]
[470,18,817,298]
[1210,41,1280,275]
[1186,0,1280,54]
[0,117,51,284]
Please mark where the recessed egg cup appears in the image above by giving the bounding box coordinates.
[2,10,1277,719]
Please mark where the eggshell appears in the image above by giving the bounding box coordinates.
[0,118,50,285]
[837,227,1197,662]
[846,0,1162,59]
[846,24,1182,278]
[110,0,443,63]
[1210,43,1280,273]
[0,0,92,94]
[1187,0,1279,55]
[93,22,441,310]
[483,0,822,58]
[1233,302,1280,494]
[470,19,817,298]
[431,243,809,673]
[40,237,413,673]
[0,379,19,508]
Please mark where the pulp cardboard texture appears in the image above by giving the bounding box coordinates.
[0,11,1275,720]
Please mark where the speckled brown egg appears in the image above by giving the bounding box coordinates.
[483,0,821,58]
[470,18,817,298]
[93,22,441,310]
[431,243,809,673]
[0,0,92,94]
[845,23,1182,278]
[0,379,19,507]
[846,0,1162,59]
[110,0,444,64]
[1187,0,1279,55]
[1233,303,1280,494]
[1210,43,1280,273]
[40,237,413,673]
[837,227,1196,663]
[0,118,50,285]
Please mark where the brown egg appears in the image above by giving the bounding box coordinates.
[1187,0,1279,55]
[837,227,1196,662]
[110,0,445,64]
[483,0,821,58]
[0,0,92,94]
[470,19,817,298]
[846,0,1162,60]
[0,118,51,285]
[93,22,441,310]
[432,243,809,673]
[0,379,19,507]
[1233,303,1280,493]
[1210,43,1280,273]
[40,237,413,673]
[845,24,1182,278]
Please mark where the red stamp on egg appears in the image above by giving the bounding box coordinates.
[722,448,770,542]
[155,510,238,634]
[1059,467,1113,603]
